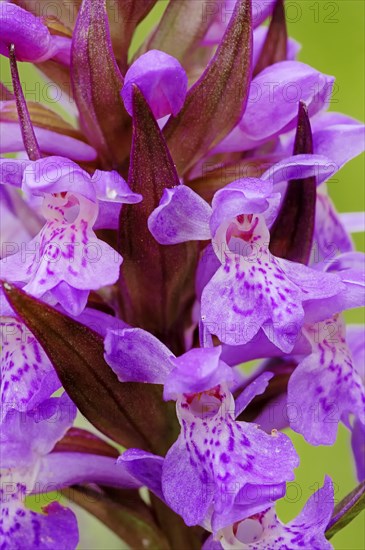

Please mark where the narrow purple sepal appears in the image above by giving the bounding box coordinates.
[104,327,174,384]
[164,346,233,400]
[148,185,212,244]
[35,452,142,492]
[1,120,97,162]
[118,449,165,501]
[235,372,274,418]
[280,111,365,173]
[216,61,334,153]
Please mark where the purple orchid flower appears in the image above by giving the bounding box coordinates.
[0,156,141,315]
[199,212,342,352]
[218,249,365,368]
[0,392,143,548]
[203,477,334,549]
[0,394,79,549]
[1,0,364,546]
[238,253,365,443]
[105,328,299,531]
[148,156,345,352]
[222,250,365,443]
[288,314,365,446]
[0,313,60,421]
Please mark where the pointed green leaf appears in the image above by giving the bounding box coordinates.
[326,482,365,539]
[163,0,252,175]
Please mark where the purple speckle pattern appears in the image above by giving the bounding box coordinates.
[0,192,122,316]
[201,214,342,352]
[1,2,365,546]
[214,478,333,549]
[162,382,298,527]
[0,487,78,550]
[314,193,353,262]
[288,315,365,445]
[0,395,78,548]
[1,317,60,420]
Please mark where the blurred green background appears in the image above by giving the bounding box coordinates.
[1,1,364,548]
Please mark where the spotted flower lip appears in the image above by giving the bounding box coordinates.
[162,385,297,532]
[252,313,365,446]
[288,314,365,446]
[0,295,129,425]
[0,392,143,548]
[105,328,299,530]
[0,393,79,549]
[0,190,122,316]
[203,477,334,550]
[148,155,347,352]
[0,315,60,421]
[201,213,344,352]
[0,155,143,314]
